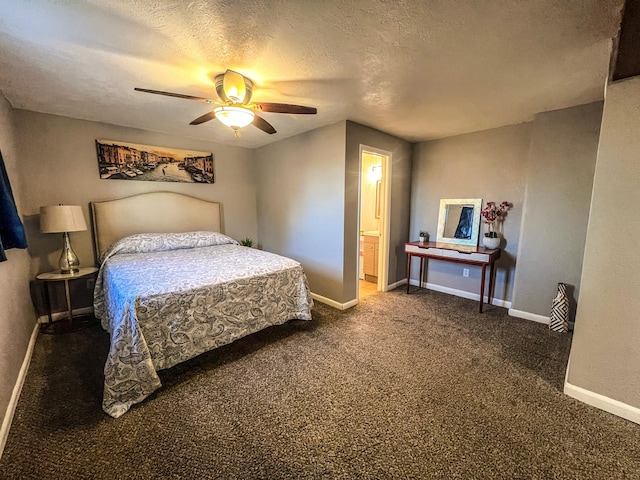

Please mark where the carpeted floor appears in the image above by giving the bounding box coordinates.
[2,288,639,479]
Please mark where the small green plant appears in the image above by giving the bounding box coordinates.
[419,230,428,238]
[240,237,254,247]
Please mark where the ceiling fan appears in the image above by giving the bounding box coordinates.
[135,69,317,137]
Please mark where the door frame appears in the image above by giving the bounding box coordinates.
[357,144,392,299]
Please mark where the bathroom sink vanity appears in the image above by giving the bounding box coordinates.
[363,232,379,281]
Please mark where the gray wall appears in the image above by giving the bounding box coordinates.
[567,77,640,409]
[13,110,258,276]
[345,121,412,300]
[511,103,603,318]
[255,120,411,305]
[410,123,531,303]
[255,122,347,302]
[0,97,37,428]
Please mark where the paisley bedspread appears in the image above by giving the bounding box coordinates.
[94,232,313,418]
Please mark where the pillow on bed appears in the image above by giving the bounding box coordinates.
[100,231,239,263]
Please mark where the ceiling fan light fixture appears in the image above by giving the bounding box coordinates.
[215,70,253,104]
[214,106,255,129]
[136,69,315,136]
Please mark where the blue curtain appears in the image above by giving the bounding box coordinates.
[0,150,27,261]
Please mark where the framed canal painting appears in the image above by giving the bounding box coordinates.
[95,140,214,184]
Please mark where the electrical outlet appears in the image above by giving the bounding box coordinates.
[463,268,469,278]
[86,278,95,290]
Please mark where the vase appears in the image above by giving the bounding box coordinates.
[419,236,427,244]
[482,236,500,249]
[549,283,569,333]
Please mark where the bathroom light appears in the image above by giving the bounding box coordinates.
[214,106,255,131]
[372,165,382,181]
[369,164,383,183]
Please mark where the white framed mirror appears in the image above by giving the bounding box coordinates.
[436,198,482,246]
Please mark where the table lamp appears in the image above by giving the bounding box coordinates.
[40,205,88,274]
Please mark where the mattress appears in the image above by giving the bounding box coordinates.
[94,231,313,417]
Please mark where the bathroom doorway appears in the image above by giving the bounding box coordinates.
[357,146,391,300]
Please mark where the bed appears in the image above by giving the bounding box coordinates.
[90,192,313,418]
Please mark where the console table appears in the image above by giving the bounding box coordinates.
[405,241,501,313]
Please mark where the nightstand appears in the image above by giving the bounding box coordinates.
[37,266,99,334]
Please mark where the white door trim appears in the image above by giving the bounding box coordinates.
[358,144,393,294]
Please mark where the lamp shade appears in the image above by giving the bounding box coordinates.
[214,106,255,129]
[40,205,87,233]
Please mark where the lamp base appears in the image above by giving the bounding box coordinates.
[60,267,80,275]
[58,232,81,274]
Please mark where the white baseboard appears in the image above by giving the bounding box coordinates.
[313,278,407,310]
[311,293,358,310]
[385,278,407,291]
[314,277,503,311]
[0,321,39,461]
[564,381,640,425]
[37,306,93,324]
[409,279,512,309]
[342,298,358,310]
[508,308,549,325]
[508,309,575,330]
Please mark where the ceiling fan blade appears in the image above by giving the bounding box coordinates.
[253,102,317,114]
[134,87,213,103]
[252,114,277,134]
[190,111,217,125]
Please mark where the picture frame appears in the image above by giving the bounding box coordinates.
[436,198,482,246]
[95,139,214,184]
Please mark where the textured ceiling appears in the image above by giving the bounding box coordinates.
[0,0,625,148]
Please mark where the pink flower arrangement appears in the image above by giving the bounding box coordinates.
[481,201,512,238]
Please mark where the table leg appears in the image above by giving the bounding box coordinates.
[418,258,425,290]
[489,261,497,306]
[43,282,53,324]
[64,279,73,328]
[406,254,412,294]
[479,264,487,313]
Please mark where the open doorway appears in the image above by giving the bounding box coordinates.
[357,147,391,300]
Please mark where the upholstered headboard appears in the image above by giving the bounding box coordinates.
[90,192,222,259]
